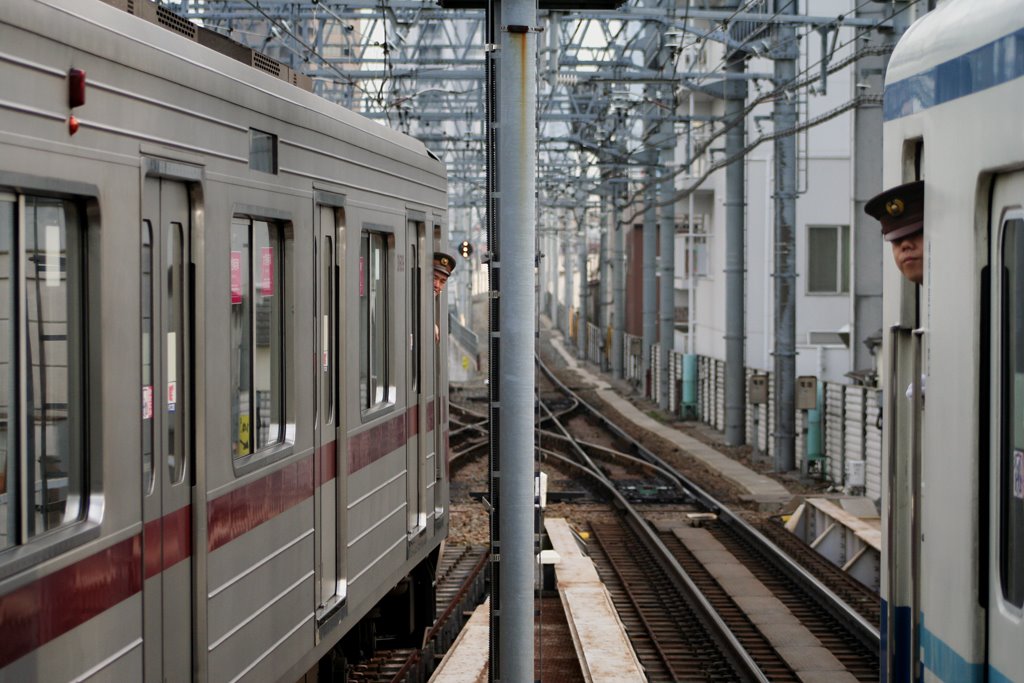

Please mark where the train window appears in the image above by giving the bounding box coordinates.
[322,234,334,422]
[167,222,186,483]
[0,192,86,549]
[807,225,850,294]
[230,218,285,458]
[359,230,393,412]
[141,220,154,495]
[1001,216,1024,608]
[249,129,278,175]
[410,241,419,393]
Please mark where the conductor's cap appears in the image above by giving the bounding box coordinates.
[864,180,924,242]
[434,251,456,277]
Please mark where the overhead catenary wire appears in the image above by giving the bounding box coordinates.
[607,0,920,223]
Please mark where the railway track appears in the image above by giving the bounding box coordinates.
[533,356,880,681]
[347,546,488,683]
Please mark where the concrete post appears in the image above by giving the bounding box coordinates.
[725,54,748,445]
[612,183,626,379]
[643,149,657,392]
[493,0,537,678]
[658,89,676,411]
[773,5,798,472]
[565,223,575,340]
[578,224,588,358]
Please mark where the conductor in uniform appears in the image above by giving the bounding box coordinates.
[434,251,456,296]
[434,251,455,341]
[865,179,924,285]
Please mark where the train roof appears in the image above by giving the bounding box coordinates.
[7,0,446,182]
[886,0,1024,86]
[883,0,1024,121]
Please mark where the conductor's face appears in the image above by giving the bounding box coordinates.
[433,271,449,296]
[891,231,924,285]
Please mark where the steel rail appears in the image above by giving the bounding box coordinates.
[536,387,770,682]
[537,354,881,653]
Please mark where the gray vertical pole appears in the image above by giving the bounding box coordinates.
[599,190,610,331]
[642,151,657,392]
[495,0,537,678]
[773,5,798,471]
[725,53,748,446]
[551,231,559,323]
[852,2,889,373]
[657,79,676,411]
[565,225,575,340]
[612,186,626,379]
[578,224,588,358]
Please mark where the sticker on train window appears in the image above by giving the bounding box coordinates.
[143,385,153,421]
[260,246,274,296]
[1014,450,1024,500]
[168,381,177,413]
[230,250,242,304]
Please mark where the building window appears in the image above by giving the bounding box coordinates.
[1000,216,1024,607]
[359,230,393,412]
[0,192,86,549]
[230,218,284,459]
[807,225,850,294]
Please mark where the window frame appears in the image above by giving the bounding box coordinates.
[999,211,1024,608]
[229,212,295,475]
[0,178,100,581]
[806,224,851,295]
[359,226,396,419]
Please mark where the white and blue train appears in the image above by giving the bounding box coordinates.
[0,0,451,681]
[881,1,1024,680]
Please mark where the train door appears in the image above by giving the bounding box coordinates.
[407,218,428,539]
[141,175,194,682]
[315,197,347,620]
[987,170,1024,680]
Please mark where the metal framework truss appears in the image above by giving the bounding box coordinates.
[168,0,897,235]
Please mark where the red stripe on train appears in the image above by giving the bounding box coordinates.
[0,536,142,669]
[206,456,315,553]
[0,401,443,667]
[347,409,409,474]
[144,505,192,579]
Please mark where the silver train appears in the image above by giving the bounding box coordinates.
[0,1,450,681]
[881,1,1024,680]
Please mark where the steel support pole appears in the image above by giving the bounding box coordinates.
[578,225,588,358]
[492,0,537,678]
[599,189,611,333]
[612,184,626,379]
[643,148,657,391]
[658,93,676,412]
[550,230,558,323]
[724,54,747,446]
[773,8,797,472]
[565,226,575,340]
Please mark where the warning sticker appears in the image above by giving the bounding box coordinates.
[230,250,242,304]
[238,415,251,456]
[1014,450,1024,500]
[143,385,153,421]
[260,247,274,296]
